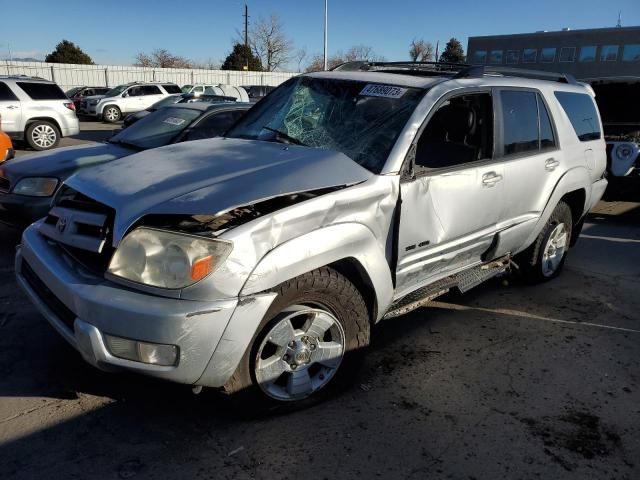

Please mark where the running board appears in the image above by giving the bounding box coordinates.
[383,256,510,319]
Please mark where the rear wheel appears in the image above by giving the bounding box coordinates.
[224,267,370,413]
[102,105,121,123]
[26,121,60,150]
[516,201,572,283]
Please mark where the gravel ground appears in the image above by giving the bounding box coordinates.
[1,131,639,479]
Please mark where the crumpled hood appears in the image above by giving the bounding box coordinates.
[0,143,133,184]
[66,137,373,244]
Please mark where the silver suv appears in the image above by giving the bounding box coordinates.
[82,82,182,122]
[16,63,607,410]
[0,76,80,150]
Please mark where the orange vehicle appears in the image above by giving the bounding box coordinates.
[0,114,15,162]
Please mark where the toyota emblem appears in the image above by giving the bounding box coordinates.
[56,217,68,233]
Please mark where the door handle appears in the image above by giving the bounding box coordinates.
[482,172,503,187]
[6,105,18,110]
[545,158,560,171]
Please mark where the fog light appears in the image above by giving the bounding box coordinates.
[104,334,178,366]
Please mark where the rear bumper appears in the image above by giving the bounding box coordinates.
[16,223,276,387]
[587,178,608,212]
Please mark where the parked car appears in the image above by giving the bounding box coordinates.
[0,101,249,226]
[242,85,275,101]
[16,63,607,410]
[81,82,182,123]
[182,84,249,102]
[0,115,14,162]
[592,80,640,177]
[66,86,110,111]
[123,93,239,128]
[0,75,80,150]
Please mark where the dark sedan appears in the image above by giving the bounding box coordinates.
[66,86,111,111]
[122,93,239,127]
[0,102,250,226]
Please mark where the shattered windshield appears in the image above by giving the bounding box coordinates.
[226,76,426,173]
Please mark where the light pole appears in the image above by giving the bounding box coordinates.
[323,0,328,70]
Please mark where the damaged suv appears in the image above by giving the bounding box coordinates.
[16,63,607,409]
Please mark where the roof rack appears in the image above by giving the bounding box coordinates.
[330,61,579,85]
[331,60,471,76]
[455,65,579,84]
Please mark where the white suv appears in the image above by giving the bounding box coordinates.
[83,82,182,123]
[0,76,80,150]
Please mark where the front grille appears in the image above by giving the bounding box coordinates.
[39,187,115,274]
[0,177,10,193]
[22,261,76,331]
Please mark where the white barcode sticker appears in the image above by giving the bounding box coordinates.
[360,84,407,98]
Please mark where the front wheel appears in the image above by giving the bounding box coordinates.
[102,105,121,123]
[224,267,370,412]
[516,201,572,283]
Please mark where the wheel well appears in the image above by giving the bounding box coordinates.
[329,258,378,323]
[25,117,61,134]
[560,189,586,244]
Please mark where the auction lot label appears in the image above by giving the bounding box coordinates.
[360,84,407,98]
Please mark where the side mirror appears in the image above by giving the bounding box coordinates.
[122,92,128,98]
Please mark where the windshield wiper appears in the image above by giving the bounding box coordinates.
[262,126,307,146]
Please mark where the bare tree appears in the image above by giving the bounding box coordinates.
[134,49,194,68]
[304,45,384,72]
[250,14,294,72]
[294,47,307,73]
[409,38,434,62]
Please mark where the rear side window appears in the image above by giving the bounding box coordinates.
[554,92,601,141]
[16,82,66,100]
[162,84,181,94]
[501,91,539,155]
[142,85,162,95]
[184,110,245,141]
[0,82,18,101]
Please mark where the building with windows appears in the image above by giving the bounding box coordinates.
[467,26,640,81]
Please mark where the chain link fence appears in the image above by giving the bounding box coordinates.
[2,61,297,92]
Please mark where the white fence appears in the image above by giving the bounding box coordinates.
[2,60,297,92]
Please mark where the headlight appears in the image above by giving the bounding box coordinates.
[614,144,634,162]
[12,177,59,197]
[107,227,232,289]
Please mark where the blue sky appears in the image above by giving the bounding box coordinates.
[0,0,638,69]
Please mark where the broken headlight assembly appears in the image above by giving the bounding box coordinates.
[107,227,232,289]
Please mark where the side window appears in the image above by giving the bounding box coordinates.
[0,82,19,101]
[84,89,93,96]
[161,84,181,94]
[127,86,143,97]
[554,92,601,142]
[184,111,240,141]
[414,92,494,169]
[501,90,539,155]
[194,86,204,93]
[538,94,556,151]
[143,85,162,95]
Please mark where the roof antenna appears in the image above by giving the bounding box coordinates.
[617,10,622,27]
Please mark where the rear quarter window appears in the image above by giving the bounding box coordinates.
[16,82,67,100]
[0,82,19,101]
[162,84,182,94]
[554,91,601,142]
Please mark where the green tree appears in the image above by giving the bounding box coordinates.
[221,43,263,71]
[439,38,466,63]
[45,40,94,64]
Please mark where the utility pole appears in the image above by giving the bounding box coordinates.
[243,3,249,70]
[435,40,439,62]
[323,0,328,70]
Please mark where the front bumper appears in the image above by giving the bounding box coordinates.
[0,192,52,227]
[16,224,276,386]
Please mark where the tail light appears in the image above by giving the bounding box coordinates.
[64,102,76,111]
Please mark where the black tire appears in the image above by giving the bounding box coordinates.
[515,201,573,283]
[223,267,370,414]
[25,121,60,150]
[102,105,121,123]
